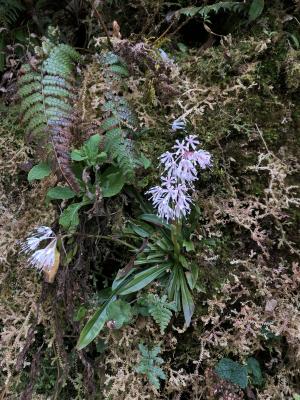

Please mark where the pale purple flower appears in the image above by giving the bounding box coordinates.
[176,158,197,183]
[171,119,186,131]
[159,49,174,65]
[173,139,188,155]
[161,175,176,187]
[159,151,174,168]
[185,134,199,150]
[192,149,211,169]
[20,226,57,271]
[146,135,212,222]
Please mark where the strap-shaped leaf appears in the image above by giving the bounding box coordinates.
[119,263,170,295]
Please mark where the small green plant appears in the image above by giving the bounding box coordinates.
[215,357,264,389]
[135,344,166,389]
[137,293,177,334]
[0,0,25,71]
[77,135,211,349]
[246,357,264,387]
[215,358,248,389]
[175,0,264,23]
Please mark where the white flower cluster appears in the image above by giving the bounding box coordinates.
[146,135,211,222]
[20,226,57,271]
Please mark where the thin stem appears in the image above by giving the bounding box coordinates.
[171,220,182,262]
[90,1,113,50]
[64,232,136,250]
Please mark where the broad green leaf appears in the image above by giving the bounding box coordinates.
[156,238,173,251]
[71,149,86,161]
[96,151,107,163]
[185,262,199,290]
[183,240,195,252]
[106,299,132,328]
[28,162,51,181]
[177,6,200,17]
[177,42,188,53]
[249,0,264,22]
[168,266,179,301]
[215,358,248,389]
[119,264,170,295]
[247,357,263,387]
[179,268,194,326]
[112,268,136,290]
[131,223,153,238]
[84,133,101,164]
[73,306,87,322]
[59,202,85,230]
[146,251,166,260]
[77,299,113,350]
[101,166,125,197]
[47,186,76,200]
[140,214,171,230]
[134,259,166,265]
[139,153,151,169]
[109,64,129,77]
[179,255,189,269]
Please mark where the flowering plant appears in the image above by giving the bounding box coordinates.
[20,226,60,282]
[147,135,211,222]
[77,136,212,349]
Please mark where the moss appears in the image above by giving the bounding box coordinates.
[285,49,300,92]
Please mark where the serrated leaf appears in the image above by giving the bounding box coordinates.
[106,300,132,328]
[109,64,129,77]
[249,0,264,22]
[47,186,76,200]
[28,162,51,181]
[215,358,248,389]
[59,202,86,230]
[177,6,201,17]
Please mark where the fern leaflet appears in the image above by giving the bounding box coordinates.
[138,294,177,334]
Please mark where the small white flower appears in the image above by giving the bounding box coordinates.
[20,226,57,272]
[185,134,200,150]
[193,150,212,169]
[173,139,188,155]
[158,48,174,64]
[159,151,174,168]
[146,135,212,222]
[171,119,186,132]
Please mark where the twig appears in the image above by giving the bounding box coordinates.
[69,232,136,250]
[90,1,113,49]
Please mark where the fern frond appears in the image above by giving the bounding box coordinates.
[139,294,177,334]
[104,128,136,178]
[100,116,120,131]
[0,0,24,27]
[200,1,244,18]
[18,43,81,192]
[18,82,42,97]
